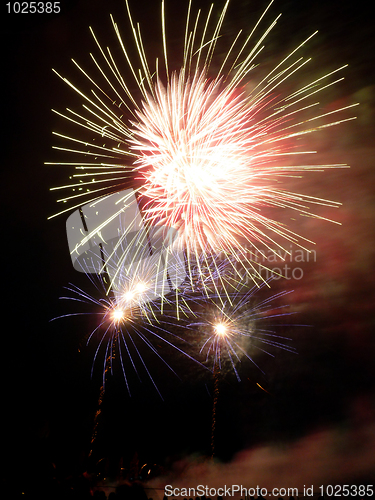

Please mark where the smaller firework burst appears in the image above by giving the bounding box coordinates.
[187,282,297,380]
[52,258,198,398]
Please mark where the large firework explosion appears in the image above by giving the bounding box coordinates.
[47,0,357,297]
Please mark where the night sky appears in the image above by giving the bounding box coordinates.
[3,0,375,496]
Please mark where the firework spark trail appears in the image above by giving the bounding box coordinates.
[211,360,220,458]
[47,0,356,295]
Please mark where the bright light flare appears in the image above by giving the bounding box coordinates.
[135,282,148,293]
[119,281,150,311]
[214,322,228,337]
[111,306,126,323]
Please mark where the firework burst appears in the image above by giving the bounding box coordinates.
[53,264,198,398]
[47,0,356,292]
[188,283,297,380]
